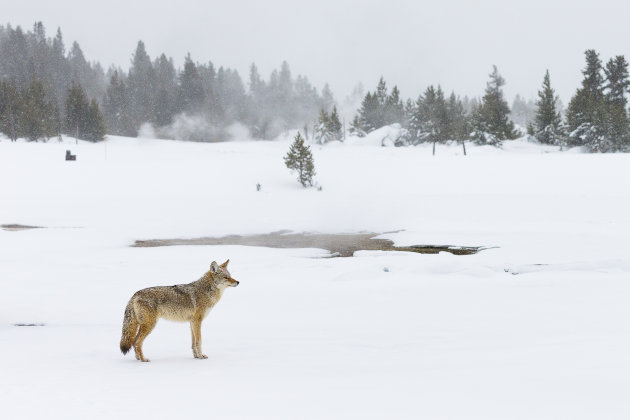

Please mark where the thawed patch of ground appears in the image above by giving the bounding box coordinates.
[1,224,43,231]
[133,231,486,257]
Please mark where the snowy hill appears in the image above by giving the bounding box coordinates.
[1,135,629,419]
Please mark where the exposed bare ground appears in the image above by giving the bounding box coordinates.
[1,224,43,231]
[133,231,486,257]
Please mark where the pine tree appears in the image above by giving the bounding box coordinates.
[534,70,563,144]
[64,82,105,141]
[566,50,609,150]
[385,85,405,124]
[103,70,135,136]
[349,114,365,137]
[321,83,335,112]
[314,108,331,144]
[472,65,518,145]
[154,54,177,127]
[0,80,22,141]
[357,91,379,133]
[21,80,55,141]
[83,98,106,142]
[127,40,157,128]
[604,55,630,150]
[327,106,343,141]
[177,53,205,114]
[65,82,89,139]
[284,132,315,187]
[446,92,470,141]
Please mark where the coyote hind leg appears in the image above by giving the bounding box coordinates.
[133,309,157,362]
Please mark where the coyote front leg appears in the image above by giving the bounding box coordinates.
[190,317,207,359]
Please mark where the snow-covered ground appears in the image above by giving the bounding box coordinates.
[1,134,629,419]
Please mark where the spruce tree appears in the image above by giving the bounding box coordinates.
[284,132,315,187]
[534,70,563,144]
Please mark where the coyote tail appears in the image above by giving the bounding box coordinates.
[120,301,138,354]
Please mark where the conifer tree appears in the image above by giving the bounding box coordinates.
[357,91,379,133]
[21,80,56,141]
[127,40,157,127]
[177,53,205,113]
[154,54,177,126]
[0,80,22,141]
[84,99,106,142]
[314,108,330,144]
[65,82,105,141]
[472,65,517,145]
[446,92,470,141]
[65,82,89,139]
[566,50,608,150]
[385,85,405,124]
[349,115,365,137]
[103,70,134,136]
[284,132,315,187]
[534,70,563,144]
[327,106,343,141]
[604,55,630,150]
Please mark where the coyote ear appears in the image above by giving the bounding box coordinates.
[221,259,230,268]
[210,261,219,274]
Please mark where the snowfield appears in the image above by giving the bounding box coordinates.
[1,133,629,419]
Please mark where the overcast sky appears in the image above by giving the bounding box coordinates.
[5,0,630,104]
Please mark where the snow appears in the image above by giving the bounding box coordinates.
[1,134,629,419]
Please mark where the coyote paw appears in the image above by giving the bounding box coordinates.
[140,358,150,362]
[195,354,208,359]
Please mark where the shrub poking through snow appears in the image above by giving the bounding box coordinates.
[284,132,315,187]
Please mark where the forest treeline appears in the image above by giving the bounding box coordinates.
[0,22,333,142]
[1,22,629,152]
[345,51,630,152]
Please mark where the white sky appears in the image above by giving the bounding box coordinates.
[5,0,630,103]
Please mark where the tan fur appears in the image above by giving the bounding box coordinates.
[120,259,238,362]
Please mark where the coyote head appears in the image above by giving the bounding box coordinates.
[210,259,239,287]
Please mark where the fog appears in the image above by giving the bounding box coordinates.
[5,0,630,103]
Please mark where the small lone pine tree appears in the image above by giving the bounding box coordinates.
[284,132,315,187]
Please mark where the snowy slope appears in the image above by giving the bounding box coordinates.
[1,135,629,419]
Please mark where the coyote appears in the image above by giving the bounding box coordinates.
[120,259,239,362]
